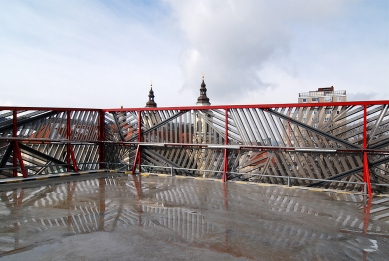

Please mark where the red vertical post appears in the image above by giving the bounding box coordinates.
[69,145,79,172]
[288,108,291,147]
[222,108,229,182]
[14,142,27,178]
[138,110,142,173]
[132,144,141,174]
[13,109,18,177]
[67,111,79,172]
[98,110,105,169]
[67,111,71,172]
[363,105,372,197]
[12,110,27,177]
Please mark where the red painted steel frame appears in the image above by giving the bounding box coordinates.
[131,111,143,174]
[98,110,105,169]
[222,108,229,182]
[12,110,27,177]
[69,144,79,172]
[13,110,17,177]
[132,144,141,174]
[2,100,388,189]
[0,106,100,112]
[65,111,79,172]
[14,142,27,178]
[137,111,142,173]
[363,105,372,197]
[67,111,71,172]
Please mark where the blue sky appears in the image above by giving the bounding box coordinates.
[0,0,388,108]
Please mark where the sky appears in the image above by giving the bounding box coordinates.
[0,0,388,109]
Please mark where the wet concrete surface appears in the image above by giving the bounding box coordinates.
[0,173,389,261]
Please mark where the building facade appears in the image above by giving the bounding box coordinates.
[298,86,346,103]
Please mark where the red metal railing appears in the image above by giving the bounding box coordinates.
[1,100,389,196]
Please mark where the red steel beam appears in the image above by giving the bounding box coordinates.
[14,142,27,178]
[68,144,79,172]
[11,110,26,177]
[67,111,71,172]
[2,100,389,115]
[223,149,228,182]
[132,144,141,174]
[98,110,105,169]
[363,105,372,197]
[222,108,229,182]
[0,106,100,112]
[13,110,17,177]
[137,110,142,173]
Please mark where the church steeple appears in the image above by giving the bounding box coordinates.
[196,76,211,106]
[146,84,157,108]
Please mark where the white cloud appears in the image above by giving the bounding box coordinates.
[166,0,389,105]
[166,0,352,104]
[0,0,387,108]
[0,0,185,108]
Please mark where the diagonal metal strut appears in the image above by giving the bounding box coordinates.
[307,155,389,187]
[18,143,75,171]
[267,108,359,149]
[128,110,188,142]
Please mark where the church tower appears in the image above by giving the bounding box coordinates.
[193,76,214,177]
[196,76,211,106]
[145,84,157,108]
[144,84,161,133]
[194,76,213,144]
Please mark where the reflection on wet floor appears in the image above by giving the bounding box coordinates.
[0,174,389,260]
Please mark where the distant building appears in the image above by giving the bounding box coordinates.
[144,84,161,129]
[196,76,211,106]
[145,84,157,108]
[296,86,347,128]
[298,86,346,103]
[194,76,214,144]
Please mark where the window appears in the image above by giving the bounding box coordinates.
[302,98,307,103]
[338,97,342,101]
[326,110,332,114]
[312,98,318,102]
[324,117,330,122]
[324,97,332,102]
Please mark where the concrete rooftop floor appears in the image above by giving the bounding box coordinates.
[0,173,389,261]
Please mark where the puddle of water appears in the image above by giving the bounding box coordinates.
[0,174,388,261]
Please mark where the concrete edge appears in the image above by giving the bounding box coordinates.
[138,173,387,197]
[2,171,387,198]
[0,170,111,184]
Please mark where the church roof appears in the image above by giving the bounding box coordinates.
[197,76,211,105]
[146,84,157,108]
